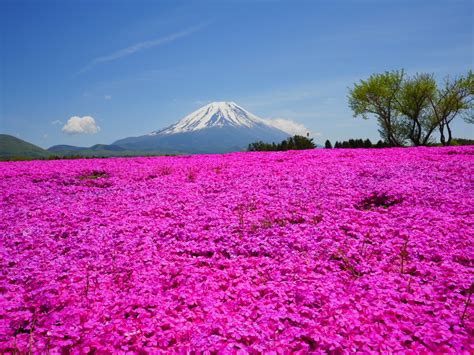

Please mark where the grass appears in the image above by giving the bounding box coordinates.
[77,170,109,180]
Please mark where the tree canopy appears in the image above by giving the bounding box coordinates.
[333,138,390,149]
[348,70,473,146]
[248,135,316,152]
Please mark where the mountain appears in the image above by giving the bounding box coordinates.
[47,143,130,157]
[114,102,291,154]
[48,145,85,153]
[0,134,50,159]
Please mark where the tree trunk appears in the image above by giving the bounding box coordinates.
[381,116,399,147]
[408,120,416,145]
[421,123,437,145]
[446,123,453,146]
[388,134,401,147]
[415,121,422,146]
[439,123,446,146]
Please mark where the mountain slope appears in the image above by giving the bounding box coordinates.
[114,102,290,153]
[0,134,50,159]
[47,144,131,157]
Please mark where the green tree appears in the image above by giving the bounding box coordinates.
[350,69,473,146]
[375,140,390,148]
[248,135,316,152]
[429,71,473,145]
[325,139,332,149]
[348,70,405,146]
[396,73,437,146]
[292,135,316,149]
[248,141,266,151]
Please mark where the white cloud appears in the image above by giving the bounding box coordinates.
[51,120,63,125]
[79,23,209,73]
[264,118,310,136]
[62,116,100,134]
[104,95,112,100]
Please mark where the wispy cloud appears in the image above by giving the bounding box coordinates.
[79,23,209,73]
[264,118,310,136]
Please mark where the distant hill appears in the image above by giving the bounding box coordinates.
[47,144,85,153]
[47,143,153,157]
[0,134,50,159]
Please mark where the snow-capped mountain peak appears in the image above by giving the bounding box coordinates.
[153,101,266,135]
[114,101,298,153]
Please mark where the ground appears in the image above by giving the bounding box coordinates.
[0,147,473,352]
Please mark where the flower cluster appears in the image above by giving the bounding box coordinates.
[0,147,473,352]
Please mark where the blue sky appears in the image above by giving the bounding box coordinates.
[1,0,473,148]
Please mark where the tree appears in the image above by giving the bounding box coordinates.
[247,135,316,152]
[350,69,473,146]
[429,71,474,146]
[348,70,405,146]
[248,141,267,152]
[291,135,316,150]
[325,140,332,149]
[396,73,437,146]
[375,140,391,148]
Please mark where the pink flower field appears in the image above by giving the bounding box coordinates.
[1,147,473,353]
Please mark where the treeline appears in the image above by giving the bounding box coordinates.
[324,137,473,149]
[0,153,176,162]
[451,138,474,146]
[248,135,316,151]
[325,139,391,149]
[348,70,473,146]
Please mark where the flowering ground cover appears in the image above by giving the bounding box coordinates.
[1,147,473,353]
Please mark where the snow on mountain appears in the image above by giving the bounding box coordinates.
[152,102,267,135]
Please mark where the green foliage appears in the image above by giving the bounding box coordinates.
[429,70,474,145]
[450,138,474,146]
[333,138,390,149]
[248,135,316,152]
[461,71,474,124]
[348,70,405,146]
[78,170,109,180]
[324,140,332,149]
[396,73,437,145]
[349,70,474,146]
